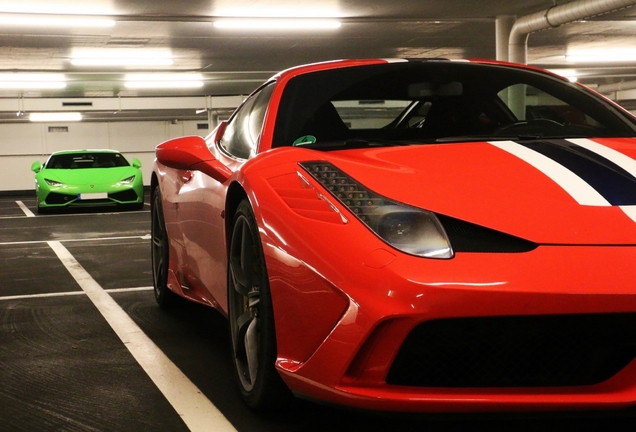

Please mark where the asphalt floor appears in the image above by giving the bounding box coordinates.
[0,191,633,431]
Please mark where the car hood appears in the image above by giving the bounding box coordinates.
[39,166,137,185]
[316,137,636,245]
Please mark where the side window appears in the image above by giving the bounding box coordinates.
[498,84,602,128]
[219,83,275,159]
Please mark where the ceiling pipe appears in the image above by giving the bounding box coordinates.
[509,0,636,65]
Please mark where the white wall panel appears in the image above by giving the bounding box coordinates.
[107,121,169,152]
[45,123,111,153]
[0,123,44,155]
[0,120,208,191]
[3,155,40,193]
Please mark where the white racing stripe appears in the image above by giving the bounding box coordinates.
[488,140,611,207]
[620,205,636,223]
[567,138,636,223]
[47,241,237,432]
[567,138,636,177]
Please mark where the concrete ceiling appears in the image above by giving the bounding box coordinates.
[2,0,636,122]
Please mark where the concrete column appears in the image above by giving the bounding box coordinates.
[495,15,516,62]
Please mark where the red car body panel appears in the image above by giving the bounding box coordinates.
[153,58,636,413]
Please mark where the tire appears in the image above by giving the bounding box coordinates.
[228,199,292,410]
[35,192,44,214]
[151,188,178,308]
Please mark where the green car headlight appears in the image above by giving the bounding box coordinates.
[44,178,63,187]
[120,175,136,184]
[300,161,454,259]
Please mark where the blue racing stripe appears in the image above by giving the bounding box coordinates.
[516,139,636,206]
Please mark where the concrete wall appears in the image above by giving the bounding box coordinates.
[0,120,208,192]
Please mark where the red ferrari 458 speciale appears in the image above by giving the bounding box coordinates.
[152,58,636,413]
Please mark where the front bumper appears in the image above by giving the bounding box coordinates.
[37,184,143,208]
[271,244,636,413]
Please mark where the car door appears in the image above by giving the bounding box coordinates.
[176,82,276,310]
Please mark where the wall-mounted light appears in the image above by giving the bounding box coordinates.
[0,13,115,27]
[29,112,82,122]
[0,73,67,89]
[124,73,205,89]
[70,49,173,67]
[213,18,341,30]
[566,48,636,63]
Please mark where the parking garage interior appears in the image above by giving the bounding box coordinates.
[4,1,636,430]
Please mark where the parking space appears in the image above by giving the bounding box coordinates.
[0,192,632,431]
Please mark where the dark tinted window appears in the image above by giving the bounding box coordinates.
[219,83,275,159]
[46,152,130,169]
[272,62,636,150]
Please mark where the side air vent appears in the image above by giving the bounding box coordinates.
[437,214,537,253]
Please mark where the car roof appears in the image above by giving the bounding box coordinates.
[49,149,122,156]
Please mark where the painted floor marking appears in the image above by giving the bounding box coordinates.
[0,234,150,246]
[0,286,153,302]
[16,200,35,217]
[47,241,237,432]
[0,209,150,220]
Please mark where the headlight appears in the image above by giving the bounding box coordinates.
[300,161,453,259]
[120,175,135,184]
[44,179,63,186]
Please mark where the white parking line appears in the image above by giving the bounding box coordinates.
[47,241,237,432]
[0,209,150,220]
[0,286,153,301]
[16,200,35,217]
[0,234,150,246]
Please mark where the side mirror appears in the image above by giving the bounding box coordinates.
[31,161,42,173]
[132,158,142,169]
[156,136,232,183]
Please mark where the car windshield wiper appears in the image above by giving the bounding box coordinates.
[294,138,417,150]
[435,134,562,143]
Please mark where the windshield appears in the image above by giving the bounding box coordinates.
[272,61,636,150]
[46,152,130,169]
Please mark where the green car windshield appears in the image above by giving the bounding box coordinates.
[45,152,130,169]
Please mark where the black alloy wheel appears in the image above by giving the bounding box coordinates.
[151,188,177,307]
[228,199,292,410]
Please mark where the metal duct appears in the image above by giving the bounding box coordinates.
[509,0,636,64]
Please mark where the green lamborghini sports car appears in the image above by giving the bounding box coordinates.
[31,149,144,213]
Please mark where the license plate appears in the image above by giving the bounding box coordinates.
[78,192,108,200]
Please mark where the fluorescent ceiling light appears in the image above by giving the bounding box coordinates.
[214,18,341,30]
[125,81,204,89]
[72,58,173,66]
[0,14,115,27]
[0,73,67,89]
[124,73,205,89]
[566,48,636,63]
[0,1,114,15]
[215,7,340,18]
[71,49,173,67]
[29,112,82,122]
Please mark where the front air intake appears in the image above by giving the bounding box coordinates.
[387,313,636,388]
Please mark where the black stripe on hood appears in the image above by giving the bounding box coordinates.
[516,139,636,206]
